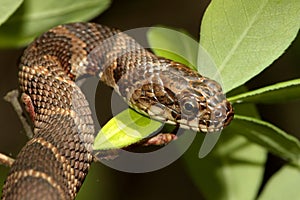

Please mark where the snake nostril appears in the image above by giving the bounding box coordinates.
[214,110,223,118]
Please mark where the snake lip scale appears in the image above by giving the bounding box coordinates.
[2,22,234,199]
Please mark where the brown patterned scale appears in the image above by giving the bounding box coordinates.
[2,22,233,199]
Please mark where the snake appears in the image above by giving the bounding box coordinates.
[1,22,234,200]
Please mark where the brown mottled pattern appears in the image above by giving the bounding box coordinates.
[2,22,233,199]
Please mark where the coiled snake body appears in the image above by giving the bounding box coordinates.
[2,23,233,199]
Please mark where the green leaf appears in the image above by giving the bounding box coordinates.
[258,165,300,200]
[231,97,300,162]
[93,109,163,150]
[0,0,111,48]
[0,0,23,26]
[183,128,266,200]
[229,78,300,104]
[147,26,199,71]
[200,0,300,92]
[231,115,300,162]
[147,26,222,83]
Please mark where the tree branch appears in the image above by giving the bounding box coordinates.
[4,90,33,138]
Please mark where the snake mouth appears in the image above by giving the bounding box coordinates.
[147,102,234,133]
[176,101,234,133]
[200,120,226,133]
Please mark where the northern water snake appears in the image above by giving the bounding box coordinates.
[1,22,234,199]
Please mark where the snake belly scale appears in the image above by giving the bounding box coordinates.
[2,22,233,199]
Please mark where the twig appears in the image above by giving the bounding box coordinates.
[4,90,33,138]
[0,153,14,167]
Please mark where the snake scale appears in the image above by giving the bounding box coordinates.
[2,22,233,199]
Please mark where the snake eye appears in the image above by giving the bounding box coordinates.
[180,97,199,118]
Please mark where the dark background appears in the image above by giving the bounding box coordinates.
[0,0,299,199]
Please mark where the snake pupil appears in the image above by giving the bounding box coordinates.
[184,102,194,111]
[181,97,199,118]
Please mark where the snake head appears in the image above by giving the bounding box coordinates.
[175,78,234,133]
[131,61,234,133]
